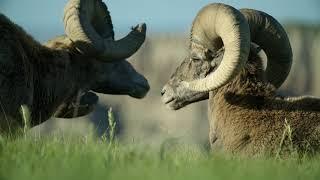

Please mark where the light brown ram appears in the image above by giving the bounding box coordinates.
[161,3,320,156]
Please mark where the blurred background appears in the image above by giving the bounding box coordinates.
[1,0,320,146]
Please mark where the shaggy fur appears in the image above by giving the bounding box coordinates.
[208,52,320,156]
[0,14,96,131]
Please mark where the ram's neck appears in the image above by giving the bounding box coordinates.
[30,51,94,126]
[208,62,276,152]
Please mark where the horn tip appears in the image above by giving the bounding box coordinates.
[132,23,147,33]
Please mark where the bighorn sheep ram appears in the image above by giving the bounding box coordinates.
[161,3,320,156]
[0,0,149,132]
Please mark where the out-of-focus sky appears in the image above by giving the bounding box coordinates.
[0,0,319,41]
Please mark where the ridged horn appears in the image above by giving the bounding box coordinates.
[186,3,251,92]
[63,0,146,61]
[240,9,292,88]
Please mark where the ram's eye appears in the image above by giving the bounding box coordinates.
[190,55,202,61]
[190,57,201,61]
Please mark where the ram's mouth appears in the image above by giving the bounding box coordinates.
[129,83,150,99]
[161,94,182,110]
[162,95,174,104]
[165,100,179,110]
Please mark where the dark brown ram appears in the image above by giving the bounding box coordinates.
[161,3,320,156]
[0,0,149,132]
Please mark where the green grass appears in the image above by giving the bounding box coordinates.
[2,106,317,179]
[0,137,319,180]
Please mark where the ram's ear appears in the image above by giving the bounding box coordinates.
[210,48,224,68]
[44,35,73,50]
[204,49,214,60]
[250,42,262,54]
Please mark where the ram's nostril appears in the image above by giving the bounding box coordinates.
[161,88,166,96]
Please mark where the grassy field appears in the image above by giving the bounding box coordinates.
[4,25,317,180]
[0,136,319,180]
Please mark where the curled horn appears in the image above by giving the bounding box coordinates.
[240,9,293,88]
[63,0,146,61]
[186,3,251,92]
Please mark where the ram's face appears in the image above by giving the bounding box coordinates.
[45,35,150,99]
[92,60,150,99]
[161,52,222,110]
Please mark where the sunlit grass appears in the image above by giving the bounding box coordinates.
[0,136,319,180]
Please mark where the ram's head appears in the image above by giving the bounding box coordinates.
[161,4,292,110]
[45,0,149,99]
